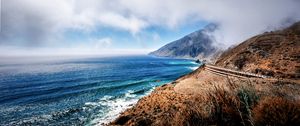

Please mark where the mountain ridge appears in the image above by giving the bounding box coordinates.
[215,21,300,79]
[149,24,219,60]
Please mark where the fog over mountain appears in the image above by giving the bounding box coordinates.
[149,24,219,59]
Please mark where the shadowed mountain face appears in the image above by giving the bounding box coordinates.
[216,21,300,79]
[149,24,218,59]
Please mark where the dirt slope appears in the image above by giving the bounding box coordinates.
[215,22,300,79]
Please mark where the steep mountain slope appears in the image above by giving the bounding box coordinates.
[215,21,300,79]
[149,24,218,59]
[110,21,300,126]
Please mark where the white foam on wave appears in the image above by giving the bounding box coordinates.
[144,86,155,95]
[92,97,138,125]
[187,66,199,70]
[168,61,190,65]
[84,88,155,126]
[189,61,199,65]
[84,102,101,107]
[125,90,137,98]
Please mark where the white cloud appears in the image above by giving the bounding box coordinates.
[97,12,148,34]
[152,33,161,43]
[93,38,112,49]
[193,0,300,47]
[1,0,300,50]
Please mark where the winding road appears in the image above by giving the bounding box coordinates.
[203,64,269,79]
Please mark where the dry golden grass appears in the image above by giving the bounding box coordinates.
[253,96,300,126]
[110,79,300,126]
[215,22,300,79]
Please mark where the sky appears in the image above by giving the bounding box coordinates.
[0,0,300,56]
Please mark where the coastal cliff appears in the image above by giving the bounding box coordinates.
[109,22,300,126]
[149,24,219,60]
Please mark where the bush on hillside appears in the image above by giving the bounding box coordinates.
[252,96,300,126]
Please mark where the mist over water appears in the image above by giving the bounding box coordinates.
[0,55,199,125]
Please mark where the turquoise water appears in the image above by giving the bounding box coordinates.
[0,55,199,125]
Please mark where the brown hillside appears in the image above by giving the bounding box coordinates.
[109,22,300,126]
[215,22,300,79]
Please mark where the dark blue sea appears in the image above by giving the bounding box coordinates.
[0,55,199,125]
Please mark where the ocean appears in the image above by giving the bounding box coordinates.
[0,55,199,125]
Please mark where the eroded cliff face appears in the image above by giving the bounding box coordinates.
[109,22,300,126]
[215,22,300,79]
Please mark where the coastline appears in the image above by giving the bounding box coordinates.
[101,57,201,125]
[109,64,300,125]
[109,22,300,125]
[0,55,199,125]
[96,57,201,125]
